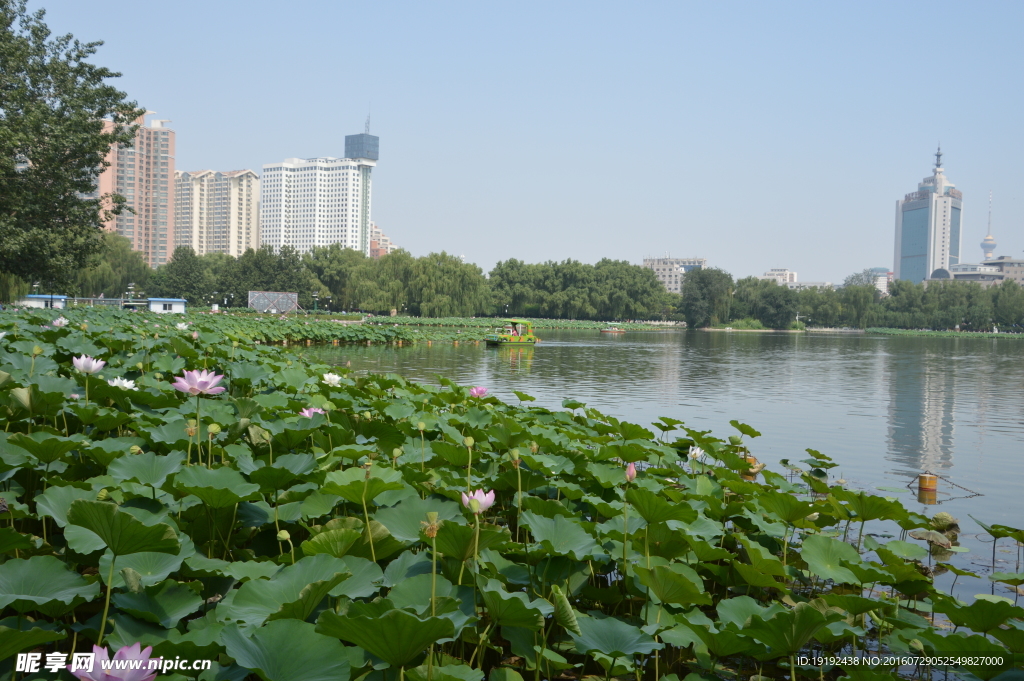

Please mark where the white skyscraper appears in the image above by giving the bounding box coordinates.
[260,132,378,255]
[174,169,260,256]
[893,148,963,282]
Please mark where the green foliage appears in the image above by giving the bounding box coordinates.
[0,0,143,289]
[0,306,1016,679]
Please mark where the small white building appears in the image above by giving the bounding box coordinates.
[148,298,187,314]
[17,294,68,309]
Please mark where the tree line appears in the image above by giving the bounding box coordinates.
[680,267,1024,331]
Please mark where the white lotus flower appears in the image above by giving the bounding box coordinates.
[176,323,189,331]
[52,316,70,327]
[322,372,343,387]
[0,331,6,341]
[107,377,138,391]
[688,446,704,460]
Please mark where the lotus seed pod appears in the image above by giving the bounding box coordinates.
[362,411,372,420]
[425,512,439,524]
[129,445,143,455]
[153,372,163,380]
[323,401,336,412]
[530,441,539,454]
[276,530,291,542]
[207,423,222,435]
[392,447,403,458]
[510,448,520,460]
[32,345,43,356]
[464,436,474,447]
[417,422,426,431]
[728,435,743,445]
[136,362,144,370]
[232,341,239,348]
[80,323,88,331]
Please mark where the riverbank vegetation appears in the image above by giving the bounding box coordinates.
[1,308,1021,680]
[681,268,1024,332]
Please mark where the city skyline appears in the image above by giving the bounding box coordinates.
[41,0,1024,280]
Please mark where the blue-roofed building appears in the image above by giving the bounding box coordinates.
[17,294,68,309]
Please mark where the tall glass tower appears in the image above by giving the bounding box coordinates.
[893,148,963,282]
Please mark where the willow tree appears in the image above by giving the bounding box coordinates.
[0,0,143,289]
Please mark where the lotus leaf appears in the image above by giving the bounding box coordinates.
[174,466,262,508]
[479,578,553,629]
[67,499,180,556]
[321,466,404,504]
[801,535,862,584]
[634,564,711,606]
[316,607,456,667]
[222,554,351,625]
[744,602,844,657]
[0,617,65,662]
[112,578,203,628]
[108,451,185,489]
[520,511,600,560]
[570,615,662,657]
[223,620,351,681]
[0,555,100,613]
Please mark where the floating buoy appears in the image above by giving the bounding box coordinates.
[333,339,339,346]
[427,340,432,346]
[306,339,312,346]
[453,341,459,346]
[917,473,938,505]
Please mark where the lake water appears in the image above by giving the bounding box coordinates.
[303,329,1024,600]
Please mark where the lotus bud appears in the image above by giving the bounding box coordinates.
[136,362,144,370]
[530,441,539,454]
[97,488,109,501]
[207,423,222,435]
[153,372,163,380]
[276,530,291,542]
[232,341,239,348]
[32,345,43,356]
[463,436,474,448]
[323,401,336,412]
[728,435,743,445]
[625,462,637,482]
[806,512,820,521]
[129,445,143,455]
[362,411,372,420]
[417,422,426,431]
[80,323,88,330]
[392,447,402,461]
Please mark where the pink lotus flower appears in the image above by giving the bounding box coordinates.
[73,355,106,375]
[625,461,636,482]
[68,643,159,681]
[171,369,226,395]
[53,316,70,327]
[299,407,326,418]
[192,331,199,339]
[461,489,495,514]
[469,386,488,398]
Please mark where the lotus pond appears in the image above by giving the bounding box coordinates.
[0,308,1021,681]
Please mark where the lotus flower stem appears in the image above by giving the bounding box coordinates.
[223,503,237,560]
[420,431,426,473]
[362,477,376,562]
[468,622,492,669]
[97,556,116,646]
[465,440,473,491]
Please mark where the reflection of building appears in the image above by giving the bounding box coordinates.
[642,257,707,293]
[886,352,956,475]
[760,268,797,284]
[95,114,176,267]
[260,130,378,255]
[174,170,260,256]
[894,148,963,283]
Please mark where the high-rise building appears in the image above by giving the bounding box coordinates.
[759,268,798,284]
[893,148,963,282]
[260,131,379,255]
[642,257,706,293]
[368,223,397,259]
[96,114,175,267]
[174,170,260,256]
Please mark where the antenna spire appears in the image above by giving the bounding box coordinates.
[934,144,943,169]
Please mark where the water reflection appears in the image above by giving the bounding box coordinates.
[885,348,956,477]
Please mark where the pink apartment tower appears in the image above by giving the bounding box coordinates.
[96,114,175,267]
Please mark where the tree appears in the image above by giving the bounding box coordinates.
[0,0,143,289]
[73,231,150,298]
[156,247,207,303]
[679,268,734,328]
[843,269,877,288]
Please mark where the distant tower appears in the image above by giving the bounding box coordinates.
[893,147,964,282]
[980,191,997,260]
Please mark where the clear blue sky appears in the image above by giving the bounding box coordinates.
[40,0,1024,282]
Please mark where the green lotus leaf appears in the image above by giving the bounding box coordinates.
[374,494,464,542]
[99,536,196,588]
[81,437,146,467]
[883,539,929,560]
[388,573,454,614]
[0,617,66,662]
[221,554,351,626]
[249,453,316,491]
[34,484,94,527]
[300,528,363,558]
[625,488,697,524]
[383,550,432,587]
[223,620,351,681]
[934,597,1024,634]
[520,511,600,560]
[0,527,33,555]
[7,431,82,464]
[732,561,787,590]
[634,564,711,606]
[408,664,484,681]
[344,520,409,561]
[479,577,553,630]
[716,595,787,629]
[434,521,511,561]
[321,466,404,504]
[112,578,203,628]
[174,465,262,508]
[908,529,952,548]
[570,615,662,657]
[0,555,100,613]
[743,602,844,657]
[184,555,281,582]
[330,556,384,599]
[990,572,1024,587]
[758,491,815,524]
[916,629,1016,680]
[801,535,862,584]
[832,489,904,523]
[67,499,180,556]
[317,607,455,667]
[108,451,185,488]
